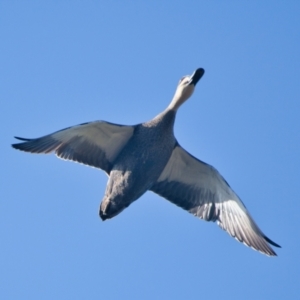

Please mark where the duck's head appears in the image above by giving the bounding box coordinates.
[168,68,205,111]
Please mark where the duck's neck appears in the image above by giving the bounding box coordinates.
[144,109,176,130]
[167,93,187,111]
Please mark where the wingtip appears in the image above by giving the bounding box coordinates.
[264,235,281,248]
[12,137,34,151]
[14,136,32,141]
[11,143,25,151]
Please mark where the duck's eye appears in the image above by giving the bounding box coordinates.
[179,77,188,84]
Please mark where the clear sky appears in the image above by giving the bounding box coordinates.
[1,2,299,299]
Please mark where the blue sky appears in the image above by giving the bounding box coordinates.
[1,2,299,299]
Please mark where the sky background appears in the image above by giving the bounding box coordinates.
[1,2,299,299]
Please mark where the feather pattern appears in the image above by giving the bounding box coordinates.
[12,121,134,174]
[151,145,280,256]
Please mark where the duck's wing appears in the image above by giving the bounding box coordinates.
[150,144,280,256]
[12,121,135,174]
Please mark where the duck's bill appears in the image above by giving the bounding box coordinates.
[189,68,205,86]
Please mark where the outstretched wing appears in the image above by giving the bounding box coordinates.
[12,121,135,174]
[150,144,280,256]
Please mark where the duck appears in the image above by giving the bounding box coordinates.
[12,68,280,256]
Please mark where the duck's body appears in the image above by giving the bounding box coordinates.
[101,110,176,219]
[12,68,280,256]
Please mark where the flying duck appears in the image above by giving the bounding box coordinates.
[12,68,280,256]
